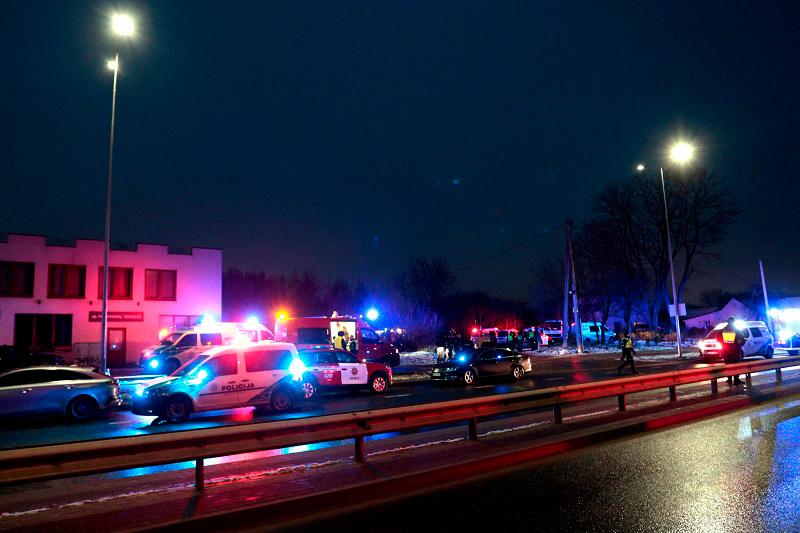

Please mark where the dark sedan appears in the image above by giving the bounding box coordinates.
[431,347,532,385]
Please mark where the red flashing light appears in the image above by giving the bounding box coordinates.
[471,327,479,334]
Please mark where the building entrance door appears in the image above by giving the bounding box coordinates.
[107,328,127,368]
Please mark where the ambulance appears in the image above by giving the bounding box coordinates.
[274,315,401,367]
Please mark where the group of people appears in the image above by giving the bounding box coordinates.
[333,330,358,353]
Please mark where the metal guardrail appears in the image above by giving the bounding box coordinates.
[1,356,798,490]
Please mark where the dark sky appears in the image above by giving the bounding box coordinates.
[2,0,799,301]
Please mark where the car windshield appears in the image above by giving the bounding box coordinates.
[172,355,209,376]
[160,332,182,346]
[544,321,561,329]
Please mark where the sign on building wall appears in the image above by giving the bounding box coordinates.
[88,311,144,322]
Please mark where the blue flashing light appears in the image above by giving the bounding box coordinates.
[134,384,146,397]
[366,308,379,321]
[289,357,306,381]
[201,313,216,326]
[245,315,260,326]
[149,359,160,369]
[187,369,209,386]
[458,355,467,362]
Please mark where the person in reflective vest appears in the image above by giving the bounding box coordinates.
[715,317,745,385]
[617,332,638,375]
[333,330,348,350]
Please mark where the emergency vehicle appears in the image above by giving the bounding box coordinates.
[469,328,519,348]
[771,308,800,355]
[131,341,305,422]
[296,348,392,399]
[541,320,563,346]
[699,320,774,363]
[139,320,273,374]
[274,315,400,367]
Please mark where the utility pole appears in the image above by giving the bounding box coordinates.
[566,219,583,353]
[562,228,571,349]
[759,259,773,334]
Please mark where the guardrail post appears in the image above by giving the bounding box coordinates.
[617,394,626,412]
[554,404,563,424]
[746,373,752,386]
[195,458,204,492]
[354,436,365,463]
[776,368,782,383]
[669,386,677,402]
[468,418,479,441]
[711,379,718,395]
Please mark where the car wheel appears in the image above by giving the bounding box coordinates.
[270,387,294,412]
[369,372,389,393]
[462,369,476,385]
[511,365,524,381]
[301,379,317,400]
[68,395,98,421]
[765,346,774,359]
[164,358,181,375]
[163,395,192,422]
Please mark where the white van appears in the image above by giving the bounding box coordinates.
[575,322,617,345]
[131,341,304,422]
[140,322,273,374]
[699,320,774,362]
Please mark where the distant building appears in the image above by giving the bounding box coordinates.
[0,233,221,367]
[683,298,754,331]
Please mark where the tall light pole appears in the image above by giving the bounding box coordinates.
[637,140,695,359]
[100,13,135,373]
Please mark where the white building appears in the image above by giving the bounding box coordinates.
[683,298,755,332]
[0,233,221,367]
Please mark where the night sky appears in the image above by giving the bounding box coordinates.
[2,1,799,300]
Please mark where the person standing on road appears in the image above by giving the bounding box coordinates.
[617,331,638,375]
[717,317,745,385]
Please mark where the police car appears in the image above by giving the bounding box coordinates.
[699,320,774,363]
[296,348,392,400]
[131,341,305,422]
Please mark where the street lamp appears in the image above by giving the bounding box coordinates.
[660,142,695,358]
[100,13,135,374]
[636,142,695,358]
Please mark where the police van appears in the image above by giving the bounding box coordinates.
[139,321,273,374]
[699,320,774,362]
[131,341,305,422]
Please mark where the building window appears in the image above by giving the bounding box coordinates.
[97,267,133,300]
[48,264,86,299]
[159,315,202,331]
[145,269,176,300]
[0,261,35,298]
[13,314,73,351]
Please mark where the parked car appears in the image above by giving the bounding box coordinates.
[430,347,532,385]
[0,366,120,420]
[131,341,305,422]
[699,321,774,363]
[140,321,273,374]
[297,348,392,399]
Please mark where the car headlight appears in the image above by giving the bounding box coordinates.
[134,384,147,397]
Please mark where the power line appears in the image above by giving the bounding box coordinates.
[454,224,564,273]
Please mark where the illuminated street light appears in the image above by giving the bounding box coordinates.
[111,13,135,37]
[99,13,137,374]
[636,163,645,172]
[669,141,694,164]
[660,140,696,359]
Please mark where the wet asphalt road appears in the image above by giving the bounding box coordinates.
[0,351,785,450]
[295,394,800,533]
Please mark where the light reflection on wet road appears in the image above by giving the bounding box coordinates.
[294,395,800,533]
